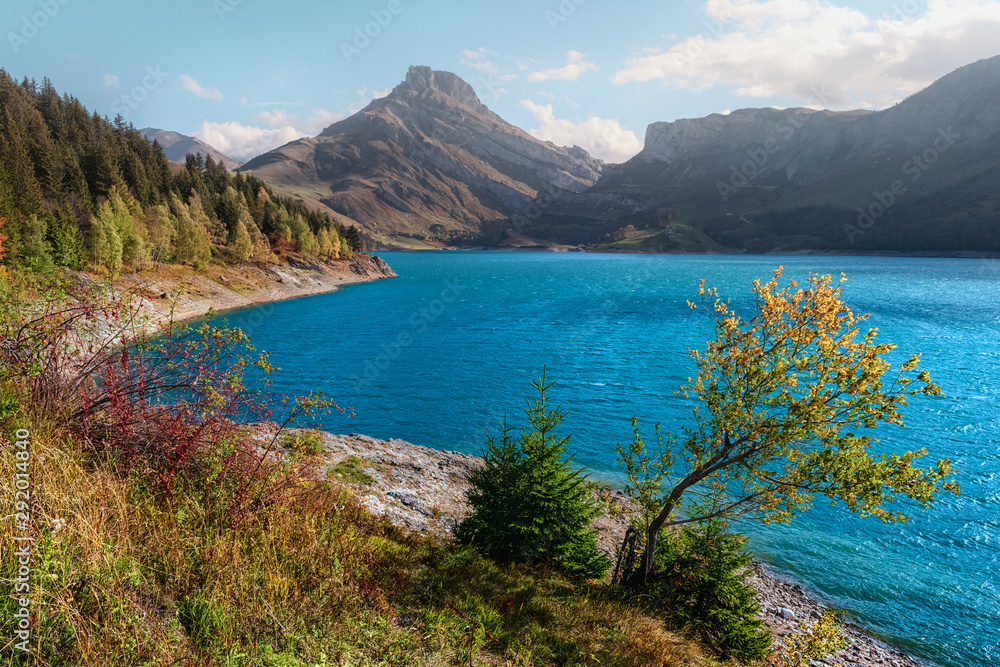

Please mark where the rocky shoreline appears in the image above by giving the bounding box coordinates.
[257,428,931,667]
[115,253,396,325]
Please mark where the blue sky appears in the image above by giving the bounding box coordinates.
[5,0,999,163]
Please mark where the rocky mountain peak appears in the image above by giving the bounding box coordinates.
[396,65,493,117]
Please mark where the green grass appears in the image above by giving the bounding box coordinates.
[326,456,376,486]
[282,430,324,456]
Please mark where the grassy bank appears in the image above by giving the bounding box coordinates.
[0,414,722,666]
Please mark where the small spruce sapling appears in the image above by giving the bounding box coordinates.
[455,368,609,578]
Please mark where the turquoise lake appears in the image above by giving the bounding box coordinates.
[206,251,1000,667]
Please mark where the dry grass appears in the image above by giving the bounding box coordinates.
[0,407,730,667]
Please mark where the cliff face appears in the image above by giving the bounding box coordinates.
[640,107,874,187]
[525,54,1000,253]
[242,66,602,241]
[242,56,1000,253]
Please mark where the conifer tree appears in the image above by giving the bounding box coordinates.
[1,107,42,217]
[172,193,211,268]
[456,370,610,578]
[19,214,54,274]
[230,218,252,263]
[654,516,771,661]
[46,206,86,270]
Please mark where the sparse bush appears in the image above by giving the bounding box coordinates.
[0,273,343,529]
[765,610,848,666]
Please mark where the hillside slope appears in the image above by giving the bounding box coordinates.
[242,66,603,245]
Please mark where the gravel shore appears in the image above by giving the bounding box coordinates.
[114,253,397,326]
[260,428,932,667]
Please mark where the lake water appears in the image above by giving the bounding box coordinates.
[207,251,1000,667]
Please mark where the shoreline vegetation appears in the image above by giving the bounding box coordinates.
[147,265,929,667]
[262,428,929,667]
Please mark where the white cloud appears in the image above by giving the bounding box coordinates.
[202,90,391,161]
[214,107,344,158]
[529,50,598,82]
[253,108,293,127]
[460,47,521,90]
[180,74,223,101]
[301,108,344,134]
[103,74,118,87]
[613,0,1000,108]
[520,99,643,163]
[195,121,303,162]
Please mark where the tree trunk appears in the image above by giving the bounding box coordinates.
[619,500,675,591]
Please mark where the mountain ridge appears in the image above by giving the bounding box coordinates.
[244,56,1000,252]
[523,53,1000,252]
[140,127,242,171]
[241,65,602,243]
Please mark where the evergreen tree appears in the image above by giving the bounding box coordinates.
[19,214,54,274]
[172,193,211,268]
[47,205,86,269]
[455,370,610,578]
[230,218,252,263]
[653,517,771,662]
[343,225,363,252]
[1,107,42,218]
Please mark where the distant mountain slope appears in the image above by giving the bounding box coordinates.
[527,54,1000,253]
[241,66,602,243]
[140,128,242,171]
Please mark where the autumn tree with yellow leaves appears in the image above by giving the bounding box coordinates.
[616,268,959,590]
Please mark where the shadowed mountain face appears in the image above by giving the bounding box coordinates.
[242,57,998,252]
[140,128,242,171]
[525,54,1000,253]
[241,66,603,241]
